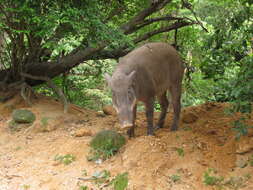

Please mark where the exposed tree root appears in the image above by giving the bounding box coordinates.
[21,72,68,113]
[21,83,37,106]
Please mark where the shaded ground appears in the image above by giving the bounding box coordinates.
[0,95,253,190]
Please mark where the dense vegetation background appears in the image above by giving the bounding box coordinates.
[0,0,252,126]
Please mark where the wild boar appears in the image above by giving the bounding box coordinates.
[105,42,184,137]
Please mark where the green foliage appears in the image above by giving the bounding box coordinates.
[169,174,181,182]
[175,147,185,157]
[54,154,76,165]
[0,0,132,56]
[249,155,253,167]
[182,72,216,106]
[35,60,115,110]
[203,168,224,186]
[197,1,252,79]
[89,130,126,160]
[177,0,253,106]
[225,56,253,138]
[40,117,50,127]
[111,172,129,190]
[79,186,88,190]
[232,117,252,140]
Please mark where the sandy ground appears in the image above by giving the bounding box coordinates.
[0,94,253,190]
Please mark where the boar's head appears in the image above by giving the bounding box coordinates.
[105,71,136,129]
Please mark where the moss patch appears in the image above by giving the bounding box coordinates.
[89,130,126,160]
[12,109,36,124]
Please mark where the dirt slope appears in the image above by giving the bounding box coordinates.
[0,95,253,190]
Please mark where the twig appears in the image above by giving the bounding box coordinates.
[182,0,208,32]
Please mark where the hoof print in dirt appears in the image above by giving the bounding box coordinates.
[12,109,36,124]
[88,130,126,161]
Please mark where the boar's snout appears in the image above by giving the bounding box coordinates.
[117,108,134,130]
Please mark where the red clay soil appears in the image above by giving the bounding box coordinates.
[0,94,253,190]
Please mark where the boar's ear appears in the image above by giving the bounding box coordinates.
[104,73,112,87]
[127,70,136,85]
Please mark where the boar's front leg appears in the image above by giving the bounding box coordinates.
[145,98,155,136]
[127,104,137,138]
[156,92,169,129]
[170,85,182,131]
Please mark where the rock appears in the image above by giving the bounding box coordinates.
[236,137,253,154]
[182,111,198,124]
[96,111,106,117]
[42,124,57,132]
[33,119,57,133]
[12,109,36,124]
[102,105,116,116]
[74,128,92,137]
[235,158,248,168]
[95,159,103,164]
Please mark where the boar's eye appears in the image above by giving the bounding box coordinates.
[127,88,134,101]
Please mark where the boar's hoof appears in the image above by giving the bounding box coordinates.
[127,128,135,138]
[147,129,154,136]
[154,125,163,130]
[170,126,178,131]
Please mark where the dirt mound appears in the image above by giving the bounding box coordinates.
[0,95,253,190]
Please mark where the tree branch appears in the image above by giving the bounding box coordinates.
[133,21,196,43]
[121,0,173,34]
[93,20,196,60]
[126,15,192,34]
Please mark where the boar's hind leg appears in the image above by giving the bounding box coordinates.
[170,85,182,131]
[145,98,155,136]
[127,104,137,138]
[156,92,169,129]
